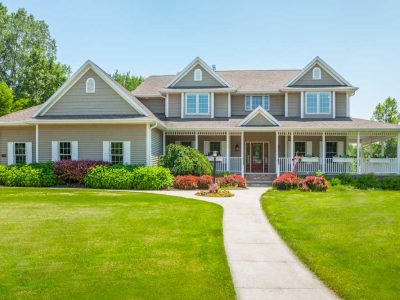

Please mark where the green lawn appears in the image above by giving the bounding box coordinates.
[261,189,400,299]
[0,188,235,299]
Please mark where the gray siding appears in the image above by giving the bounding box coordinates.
[269,95,284,116]
[38,124,146,164]
[174,64,224,88]
[336,92,347,117]
[215,93,229,117]
[46,70,140,116]
[0,126,36,164]
[168,93,181,117]
[246,114,275,126]
[291,64,343,87]
[231,95,247,116]
[288,93,300,117]
[151,128,163,166]
[140,98,165,115]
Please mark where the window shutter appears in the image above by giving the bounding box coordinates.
[175,141,181,145]
[220,141,227,157]
[123,141,131,165]
[306,141,313,156]
[337,141,344,157]
[26,142,33,164]
[71,141,78,160]
[51,141,59,161]
[204,141,210,155]
[103,141,110,162]
[7,142,14,165]
[245,96,251,111]
[287,141,291,157]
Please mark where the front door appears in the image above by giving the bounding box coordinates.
[245,142,269,173]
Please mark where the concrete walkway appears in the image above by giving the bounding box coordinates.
[148,188,337,300]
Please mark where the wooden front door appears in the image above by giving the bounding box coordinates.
[245,142,269,173]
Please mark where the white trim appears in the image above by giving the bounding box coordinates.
[146,123,151,166]
[35,124,39,163]
[322,132,326,172]
[226,131,230,171]
[241,131,244,176]
[7,142,14,165]
[305,92,332,115]
[281,86,358,92]
[332,91,336,119]
[194,68,202,81]
[238,106,281,127]
[165,94,169,118]
[275,132,279,176]
[181,93,184,118]
[85,77,95,93]
[184,93,210,115]
[34,60,149,117]
[285,56,352,87]
[312,67,321,80]
[210,92,214,118]
[346,92,350,117]
[300,92,304,118]
[162,131,166,154]
[228,92,231,117]
[244,95,270,111]
[284,92,288,117]
[166,57,230,88]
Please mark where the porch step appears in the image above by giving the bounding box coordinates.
[245,174,276,187]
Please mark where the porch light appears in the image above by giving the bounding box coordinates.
[235,144,239,151]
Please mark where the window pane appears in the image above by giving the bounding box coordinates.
[252,96,263,109]
[306,93,318,113]
[186,94,196,114]
[198,94,209,114]
[319,92,330,113]
[326,142,337,158]
[295,142,306,156]
[111,142,124,164]
[181,141,192,147]
[14,143,26,164]
[59,142,72,160]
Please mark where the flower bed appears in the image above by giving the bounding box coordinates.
[195,190,234,197]
[173,174,247,190]
[273,173,328,192]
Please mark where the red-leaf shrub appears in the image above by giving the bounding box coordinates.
[54,160,109,184]
[299,176,328,192]
[272,173,302,190]
[198,175,213,189]
[218,174,247,188]
[173,175,198,190]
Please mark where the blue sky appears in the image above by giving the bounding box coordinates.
[3,0,400,119]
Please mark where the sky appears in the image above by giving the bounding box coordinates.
[3,0,400,119]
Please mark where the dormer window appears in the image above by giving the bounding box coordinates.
[312,67,321,80]
[194,68,202,81]
[86,78,95,93]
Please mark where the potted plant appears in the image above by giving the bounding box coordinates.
[332,155,355,163]
[301,155,319,163]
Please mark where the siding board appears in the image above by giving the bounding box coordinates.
[291,63,343,87]
[174,64,224,88]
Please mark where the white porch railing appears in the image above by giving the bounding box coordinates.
[208,157,242,173]
[278,157,398,175]
[229,157,242,173]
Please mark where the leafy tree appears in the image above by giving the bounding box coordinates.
[0,82,13,116]
[112,70,143,91]
[0,3,70,107]
[371,97,399,157]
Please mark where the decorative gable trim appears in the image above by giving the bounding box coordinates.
[238,106,281,127]
[285,56,352,87]
[165,57,231,88]
[33,60,149,117]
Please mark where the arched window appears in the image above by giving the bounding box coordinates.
[312,67,321,80]
[194,68,202,81]
[86,78,95,93]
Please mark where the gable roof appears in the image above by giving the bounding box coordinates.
[285,56,352,87]
[238,106,281,127]
[34,60,150,117]
[165,57,231,88]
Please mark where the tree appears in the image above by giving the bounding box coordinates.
[112,70,143,91]
[0,3,70,107]
[0,82,13,116]
[371,97,399,157]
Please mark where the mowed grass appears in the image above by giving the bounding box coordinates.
[0,188,235,300]
[261,189,400,299]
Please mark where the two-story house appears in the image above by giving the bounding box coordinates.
[0,56,399,180]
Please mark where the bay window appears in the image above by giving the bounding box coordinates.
[245,95,269,111]
[185,93,209,115]
[305,92,331,114]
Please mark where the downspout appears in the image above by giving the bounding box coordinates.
[147,122,158,166]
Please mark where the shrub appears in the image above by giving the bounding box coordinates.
[173,175,198,190]
[54,160,109,184]
[0,162,58,187]
[198,175,213,189]
[336,173,355,186]
[218,174,247,188]
[272,173,301,190]
[159,144,212,176]
[300,176,328,192]
[131,166,173,190]
[329,177,341,187]
[379,176,400,190]
[84,165,134,189]
[355,173,378,190]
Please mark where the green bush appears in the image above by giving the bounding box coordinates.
[0,162,58,187]
[379,176,400,190]
[329,177,341,186]
[131,166,173,190]
[355,173,379,190]
[336,173,355,186]
[159,144,212,176]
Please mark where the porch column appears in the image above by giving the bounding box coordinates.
[397,133,400,174]
[290,132,294,169]
[226,131,230,171]
[322,132,326,173]
[35,124,39,163]
[276,132,279,177]
[228,93,231,117]
[195,131,198,150]
[357,132,361,174]
[162,131,166,154]
[241,131,244,176]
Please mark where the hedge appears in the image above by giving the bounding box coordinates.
[54,160,110,184]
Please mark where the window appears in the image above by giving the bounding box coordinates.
[194,68,202,81]
[294,142,306,157]
[86,78,95,93]
[305,92,331,114]
[14,143,26,164]
[245,96,270,111]
[313,67,321,80]
[59,142,72,160]
[111,142,124,164]
[326,142,337,158]
[181,141,192,147]
[209,142,221,156]
[185,93,209,114]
